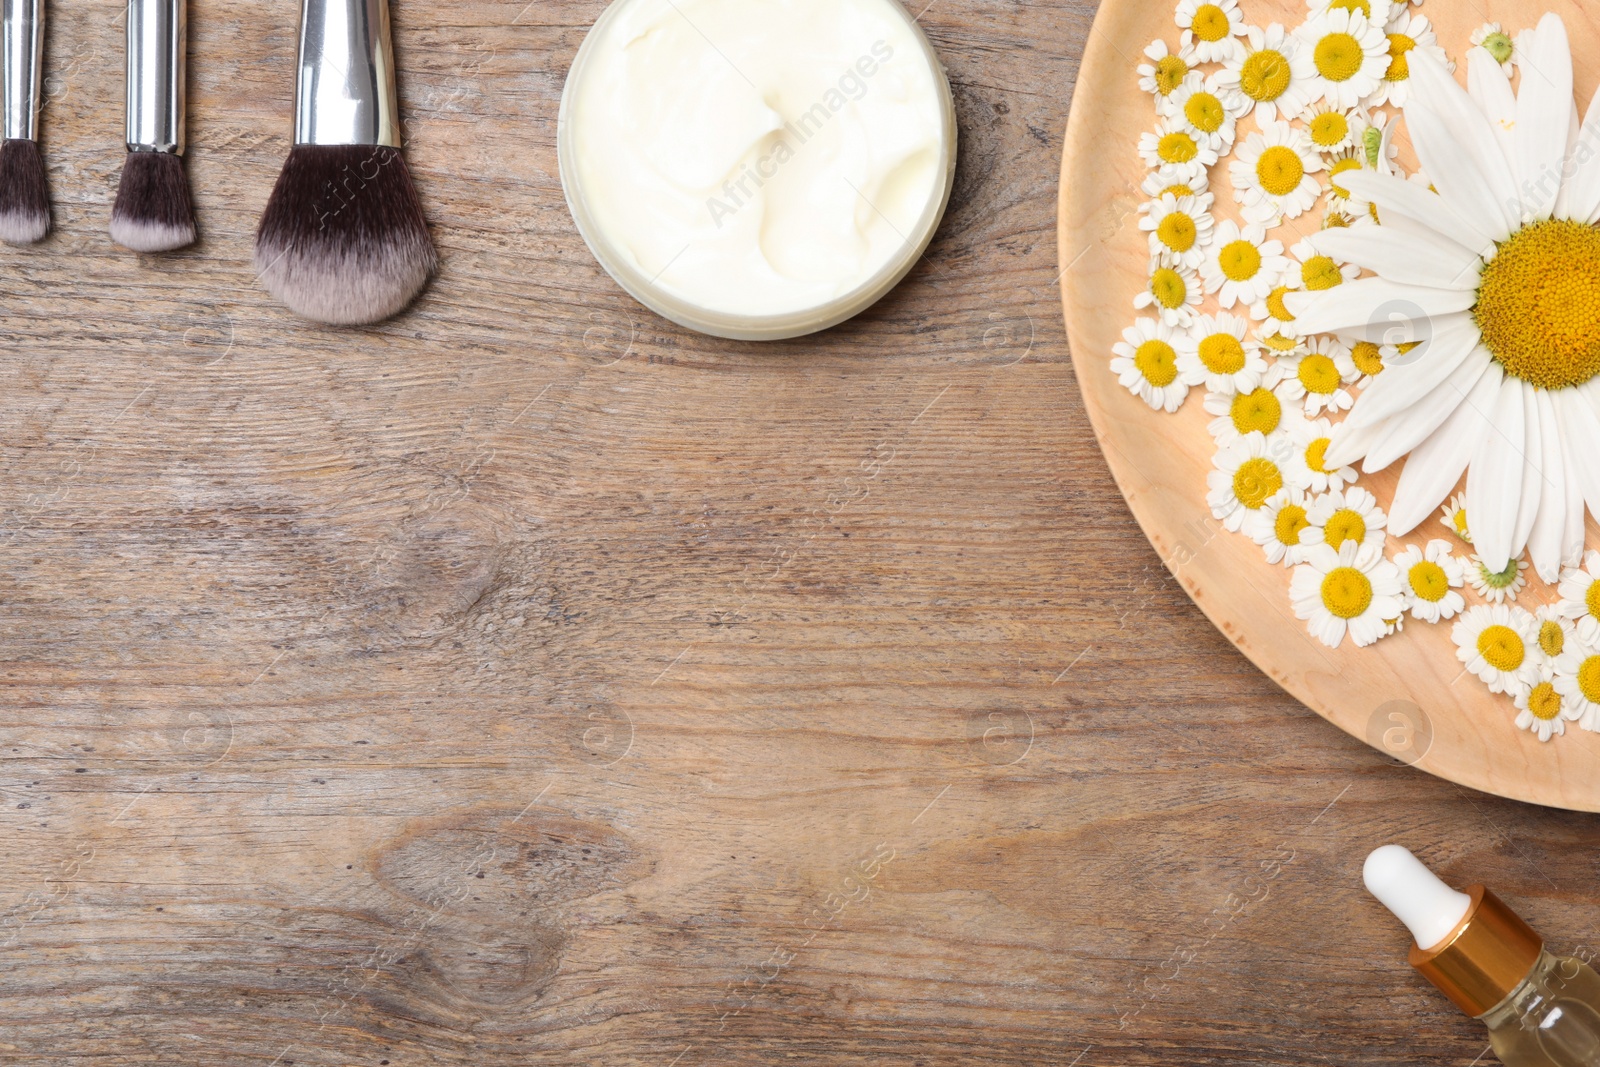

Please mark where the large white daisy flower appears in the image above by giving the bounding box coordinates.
[1554,639,1600,730]
[1138,39,1196,101]
[1301,484,1387,553]
[1452,604,1542,697]
[1290,541,1405,649]
[1393,539,1466,623]
[1557,550,1600,646]
[1216,24,1313,125]
[1251,487,1314,567]
[1112,318,1189,413]
[1288,16,1600,584]
[1208,431,1310,532]
[1201,220,1289,310]
[1230,121,1324,225]
[1369,11,1449,109]
[1175,0,1246,64]
[1176,312,1265,395]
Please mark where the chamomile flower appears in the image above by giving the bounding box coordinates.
[1112,318,1190,413]
[1291,417,1357,492]
[1291,541,1405,649]
[1140,193,1215,271]
[1289,237,1359,294]
[1439,493,1472,545]
[1348,339,1388,384]
[1165,73,1248,152]
[1468,554,1529,605]
[1141,163,1211,203]
[1215,24,1311,124]
[1277,336,1358,416]
[1554,640,1600,731]
[1452,604,1541,697]
[1139,118,1220,171]
[1203,368,1293,446]
[1293,9,1391,110]
[1301,102,1365,155]
[1251,488,1314,567]
[1368,11,1448,108]
[1514,665,1570,742]
[1134,259,1202,328]
[1305,0,1393,25]
[1301,485,1386,552]
[1208,431,1309,533]
[1557,551,1600,646]
[1138,39,1197,101]
[1533,605,1577,662]
[1250,282,1305,339]
[1257,326,1306,359]
[1470,22,1515,75]
[1175,0,1246,64]
[1231,121,1324,224]
[1201,220,1288,309]
[1177,313,1266,395]
[1393,540,1466,623]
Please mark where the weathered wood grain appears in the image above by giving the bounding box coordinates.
[0,0,1596,1064]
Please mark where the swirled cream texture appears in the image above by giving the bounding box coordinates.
[566,0,946,319]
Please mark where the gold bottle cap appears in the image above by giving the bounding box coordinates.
[1410,886,1543,1017]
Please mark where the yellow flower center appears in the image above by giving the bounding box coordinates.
[1386,33,1416,82]
[1305,437,1331,473]
[1587,579,1600,620]
[1315,33,1366,83]
[1256,145,1306,197]
[1264,285,1297,322]
[1328,0,1370,14]
[1274,503,1310,546]
[1328,157,1363,199]
[1230,387,1281,435]
[1324,210,1354,228]
[1451,509,1470,537]
[1298,353,1342,394]
[1539,620,1566,658]
[1151,267,1188,310]
[1219,239,1262,282]
[1477,625,1525,673]
[1157,212,1197,253]
[1135,339,1179,386]
[1409,561,1449,603]
[1159,131,1200,164]
[1302,255,1344,291]
[1184,91,1226,134]
[1198,332,1247,374]
[1163,182,1196,198]
[1262,331,1300,353]
[1155,54,1189,95]
[1475,220,1600,390]
[1239,49,1291,102]
[1322,567,1373,619]
[1351,340,1385,376]
[1191,3,1231,43]
[1309,111,1350,148]
[1322,507,1367,548]
[1233,457,1283,510]
[1527,682,1562,722]
[1580,656,1600,704]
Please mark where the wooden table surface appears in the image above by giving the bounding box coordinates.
[3,1,1598,1064]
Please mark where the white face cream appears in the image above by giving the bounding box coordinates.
[559,0,956,340]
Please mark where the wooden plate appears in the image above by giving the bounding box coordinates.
[1059,0,1600,811]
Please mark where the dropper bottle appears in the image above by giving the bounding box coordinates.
[1364,845,1600,1066]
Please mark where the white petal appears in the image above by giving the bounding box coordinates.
[1389,363,1503,535]
[1555,97,1583,221]
[1339,171,1497,258]
[1516,14,1574,221]
[1468,48,1519,191]
[1563,386,1600,521]
[1325,418,1386,470]
[1345,319,1484,429]
[1467,377,1528,572]
[1559,401,1589,568]
[1562,83,1600,224]
[1284,278,1476,339]
[1310,227,1483,291]
[1527,389,1563,583]
[1511,383,1542,561]
[1407,49,1522,239]
[1364,357,1493,472]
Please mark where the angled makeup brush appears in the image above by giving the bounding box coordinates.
[111,0,196,252]
[0,0,49,246]
[254,0,435,325]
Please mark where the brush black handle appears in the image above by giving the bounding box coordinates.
[294,0,400,148]
[126,0,185,153]
[1,0,42,141]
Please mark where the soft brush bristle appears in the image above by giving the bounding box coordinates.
[111,151,197,253]
[0,139,50,247]
[253,144,436,326]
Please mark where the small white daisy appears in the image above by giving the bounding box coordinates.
[1557,551,1600,646]
[1250,281,1305,339]
[1134,258,1203,328]
[1347,338,1389,385]
[1301,484,1386,552]
[1468,554,1529,604]
[1393,540,1466,624]
[1175,0,1246,64]
[1277,336,1357,416]
[1138,39,1197,100]
[1533,605,1577,663]
[1554,640,1600,731]
[1251,487,1315,567]
[1469,22,1515,75]
[1207,430,1310,533]
[1291,541,1405,649]
[1293,8,1391,110]
[1300,102,1365,155]
[1176,312,1266,395]
[1112,318,1189,413]
[1305,0,1394,25]
[1203,368,1294,447]
[1256,326,1307,360]
[1439,493,1472,545]
[1514,665,1570,742]
[1452,604,1541,697]
[1291,417,1357,492]
[1201,220,1289,310]
[1289,237,1359,295]
[1141,163,1211,203]
[1139,118,1220,171]
[1230,120,1324,225]
[1139,193,1215,271]
[1216,24,1312,124]
[1368,11,1449,108]
[1164,72,1249,153]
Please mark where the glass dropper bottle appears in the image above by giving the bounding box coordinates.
[1365,845,1600,1067]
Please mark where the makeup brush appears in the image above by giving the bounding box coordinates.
[254,0,435,325]
[0,0,49,245]
[111,0,195,252]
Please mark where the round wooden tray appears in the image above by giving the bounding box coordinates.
[1058,0,1600,811]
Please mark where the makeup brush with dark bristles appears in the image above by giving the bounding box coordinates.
[254,0,435,325]
[111,0,196,252]
[0,0,50,246]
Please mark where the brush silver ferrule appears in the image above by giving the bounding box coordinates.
[2,0,43,141]
[126,0,186,153]
[293,0,401,148]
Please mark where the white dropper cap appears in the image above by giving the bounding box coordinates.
[1364,845,1474,950]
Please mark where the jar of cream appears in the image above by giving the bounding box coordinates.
[558,0,957,341]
